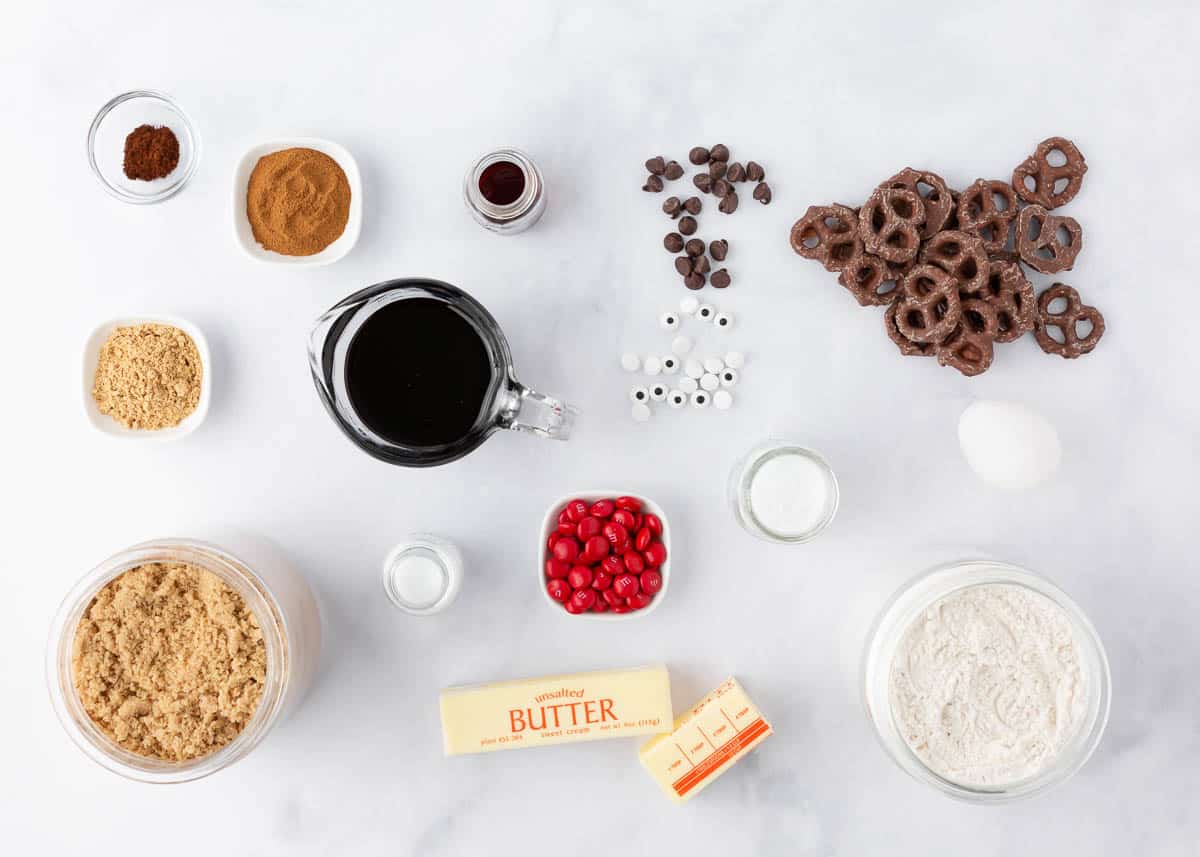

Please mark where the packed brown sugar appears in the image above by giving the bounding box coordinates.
[71,562,267,762]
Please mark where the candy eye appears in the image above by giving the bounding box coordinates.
[679,376,699,393]
[631,402,652,422]
[668,390,688,408]
[684,359,704,379]
[720,368,738,387]
[679,296,699,315]
[659,312,680,330]
[649,384,668,401]
[660,356,679,374]
[700,373,720,392]
[643,356,662,376]
[713,390,733,410]
[703,356,725,374]
[724,351,745,368]
[691,391,710,409]
[671,335,693,355]
[697,304,715,321]
[629,386,649,403]
[713,312,734,329]
[621,352,641,372]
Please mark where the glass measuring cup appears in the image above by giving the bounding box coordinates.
[309,278,575,467]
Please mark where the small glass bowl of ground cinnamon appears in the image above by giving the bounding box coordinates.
[233,138,362,266]
[87,90,199,203]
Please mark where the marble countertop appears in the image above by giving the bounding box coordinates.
[2,1,1197,854]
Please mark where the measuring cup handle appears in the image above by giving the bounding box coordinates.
[500,382,576,440]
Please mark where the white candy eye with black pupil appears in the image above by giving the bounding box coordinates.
[697,305,715,321]
[650,384,667,400]
[714,312,733,329]
[720,368,738,387]
[660,312,680,330]
[668,391,687,408]
[630,385,649,403]
[661,356,678,374]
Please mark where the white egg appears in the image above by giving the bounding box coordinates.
[958,400,1062,491]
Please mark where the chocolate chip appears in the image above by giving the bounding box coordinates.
[708,160,727,180]
[663,160,684,180]
[689,146,710,165]
[678,215,698,235]
[746,161,765,182]
[752,182,772,204]
[643,174,663,192]
[693,174,713,194]
[683,196,702,215]
[645,156,666,175]
[713,179,732,199]
[711,268,731,288]
[684,272,706,290]
[662,196,681,218]
[664,232,684,253]
[674,256,693,276]
[684,238,705,257]
[727,162,746,182]
[710,144,730,162]
[718,192,739,214]
[692,254,711,275]
[709,239,728,261]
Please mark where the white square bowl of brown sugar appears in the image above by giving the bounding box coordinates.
[233,138,362,266]
[83,315,212,440]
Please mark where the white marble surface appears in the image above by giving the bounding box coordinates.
[2,1,1198,854]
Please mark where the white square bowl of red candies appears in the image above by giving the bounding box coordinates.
[540,492,670,619]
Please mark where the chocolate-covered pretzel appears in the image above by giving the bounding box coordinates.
[879,168,954,238]
[858,188,924,264]
[959,298,1001,339]
[1017,205,1083,274]
[919,230,989,295]
[836,252,901,306]
[1034,283,1105,358]
[936,325,995,376]
[980,259,1036,343]
[789,204,862,271]
[884,299,935,356]
[893,264,961,344]
[957,179,1019,254]
[1012,136,1087,209]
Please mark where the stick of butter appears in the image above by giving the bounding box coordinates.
[440,665,673,755]
[639,677,772,802]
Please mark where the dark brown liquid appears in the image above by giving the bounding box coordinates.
[478,160,526,206]
[345,298,493,448]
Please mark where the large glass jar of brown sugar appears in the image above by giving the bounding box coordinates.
[46,537,321,783]
[463,148,546,233]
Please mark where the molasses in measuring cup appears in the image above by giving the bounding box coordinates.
[309,278,575,467]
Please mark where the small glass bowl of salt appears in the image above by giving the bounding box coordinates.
[382,535,464,615]
[728,442,839,544]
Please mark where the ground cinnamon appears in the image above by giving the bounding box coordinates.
[123,125,179,181]
[246,147,351,256]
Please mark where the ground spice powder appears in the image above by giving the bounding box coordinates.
[246,147,351,255]
[92,323,202,430]
[123,124,180,181]
[72,562,267,762]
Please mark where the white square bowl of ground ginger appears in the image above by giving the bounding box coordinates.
[83,315,211,440]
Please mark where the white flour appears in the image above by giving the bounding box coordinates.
[888,583,1088,787]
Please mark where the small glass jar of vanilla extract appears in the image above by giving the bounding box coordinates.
[463,148,546,234]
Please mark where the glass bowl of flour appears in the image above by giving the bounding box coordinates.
[862,561,1110,802]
